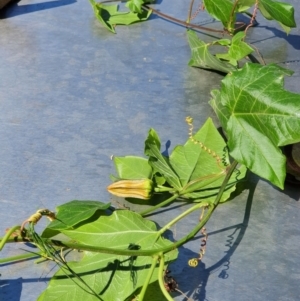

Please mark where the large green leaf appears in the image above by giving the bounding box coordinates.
[259,0,296,33]
[38,210,178,301]
[210,63,300,189]
[187,30,237,73]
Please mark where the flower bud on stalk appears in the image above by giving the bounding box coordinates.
[107,179,154,200]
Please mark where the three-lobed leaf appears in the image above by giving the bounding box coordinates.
[216,32,254,66]
[210,63,300,189]
[145,118,246,202]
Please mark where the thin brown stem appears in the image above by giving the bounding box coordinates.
[142,4,225,35]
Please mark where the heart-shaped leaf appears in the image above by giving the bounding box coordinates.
[210,63,300,189]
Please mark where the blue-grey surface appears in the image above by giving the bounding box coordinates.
[0,0,300,300]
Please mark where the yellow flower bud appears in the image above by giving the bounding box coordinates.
[107,179,154,200]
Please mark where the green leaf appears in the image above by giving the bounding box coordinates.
[38,210,178,301]
[203,0,235,31]
[89,0,117,33]
[126,0,155,14]
[258,0,296,33]
[45,200,111,231]
[112,156,152,180]
[169,118,227,188]
[89,0,152,33]
[216,32,254,66]
[210,63,300,189]
[168,118,246,201]
[126,0,145,14]
[187,30,237,73]
[236,0,256,12]
[144,128,182,190]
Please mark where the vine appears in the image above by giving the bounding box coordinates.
[1,1,300,301]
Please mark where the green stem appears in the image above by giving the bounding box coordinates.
[138,255,159,301]
[157,252,173,301]
[157,201,209,237]
[0,252,39,264]
[139,193,179,216]
[1,163,239,260]
[213,160,239,206]
[0,225,21,251]
[1,205,214,258]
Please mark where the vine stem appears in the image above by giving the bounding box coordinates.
[137,255,159,301]
[157,252,173,301]
[213,160,239,206]
[156,201,209,237]
[0,225,21,251]
[0,252,40,264]
[139,193,179,216]
[1,162,239,261]
[187,0,196,23]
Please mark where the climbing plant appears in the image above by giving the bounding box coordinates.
[1,1,300,300]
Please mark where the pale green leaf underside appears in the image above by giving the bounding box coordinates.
[113,156,152,179]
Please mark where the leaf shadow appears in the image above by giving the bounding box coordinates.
[0,278,22,301]
[252,25,300,50]
[0,0,76,19]
[169,177,257,301]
